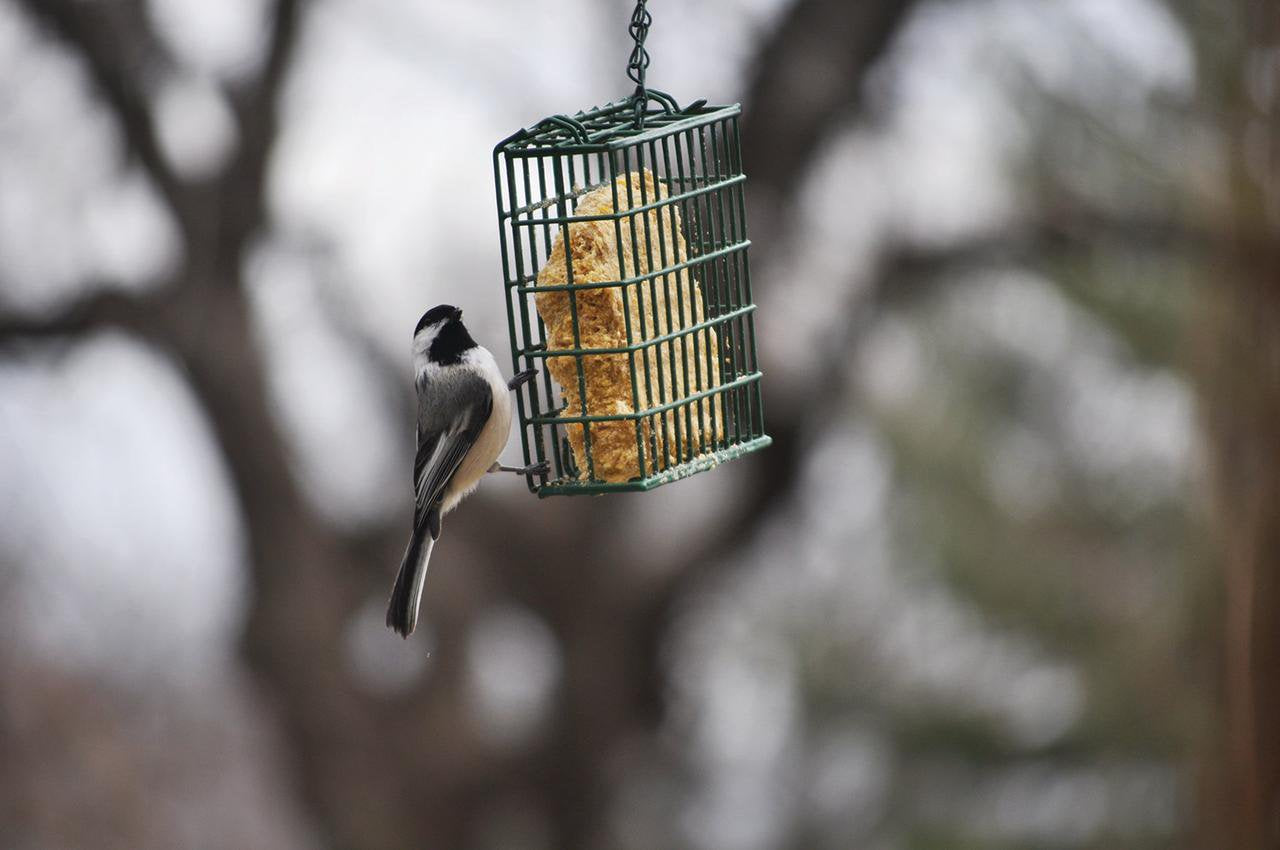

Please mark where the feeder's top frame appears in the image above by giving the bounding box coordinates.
[495,97,731,157]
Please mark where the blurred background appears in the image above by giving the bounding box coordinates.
[0,0,1276,848]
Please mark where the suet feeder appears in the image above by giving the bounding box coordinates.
[493,0,769,496]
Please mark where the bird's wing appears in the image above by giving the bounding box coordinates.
[412,374,493,530]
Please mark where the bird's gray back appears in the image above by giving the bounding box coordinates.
[417,368,493,432]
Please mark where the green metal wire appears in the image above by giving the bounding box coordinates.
[492,4,768,496]
[534,437,772,497]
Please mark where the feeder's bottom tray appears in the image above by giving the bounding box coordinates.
[534,435,773,497]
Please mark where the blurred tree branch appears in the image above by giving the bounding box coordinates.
[640,196,1215,630]
[742,0,916,194]
[216,0,303,274]
[649,0,926,613]
[631,0,935,653]
[17,0,304,280]
[18,0,187,230]
[742,0,918,239]
[0,287,176,345]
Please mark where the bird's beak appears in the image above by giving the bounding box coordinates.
[452,308,463,322]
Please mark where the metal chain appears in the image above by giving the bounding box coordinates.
[627,0,651,128]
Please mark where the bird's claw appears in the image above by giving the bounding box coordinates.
[489,460,550,477]
[507,368,538,391]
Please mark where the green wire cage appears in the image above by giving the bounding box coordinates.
[493,1,769,496]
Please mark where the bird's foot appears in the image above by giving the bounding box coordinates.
[507,368,538,391]
[488,460,550,476]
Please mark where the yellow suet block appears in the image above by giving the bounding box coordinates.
[534,170,724,482]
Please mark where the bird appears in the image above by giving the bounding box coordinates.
[386,304,542,637]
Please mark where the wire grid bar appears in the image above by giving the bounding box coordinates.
[494,100,768,495]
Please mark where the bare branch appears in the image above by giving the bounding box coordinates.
[741,0,920,204]
[219,0,306,269]
[311,259,417,432]
[639,203,1217,640]
[18,0,185,217]
[616,0,930,729]
[0,287,174,347]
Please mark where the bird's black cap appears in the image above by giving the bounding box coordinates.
[415,304,463,336]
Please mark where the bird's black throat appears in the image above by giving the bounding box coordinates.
[428,319,477,365]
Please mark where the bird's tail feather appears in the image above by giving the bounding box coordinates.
[386,515,438,637]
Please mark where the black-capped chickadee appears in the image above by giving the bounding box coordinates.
[386,304,543,637]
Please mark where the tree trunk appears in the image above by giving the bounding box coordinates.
[1204,259,1280,850]
[1202,1,1280,837]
